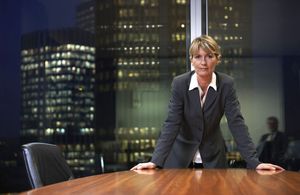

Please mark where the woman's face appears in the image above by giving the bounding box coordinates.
[191,48,218,78]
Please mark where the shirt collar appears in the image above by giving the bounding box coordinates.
[189,72,217,91]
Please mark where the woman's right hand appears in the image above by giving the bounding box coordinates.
[130,162,157,170]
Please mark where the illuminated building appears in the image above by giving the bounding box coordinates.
[208,0,252,78]
[208,1,254,160]
[20,28,96,176]
[94,0,188,169]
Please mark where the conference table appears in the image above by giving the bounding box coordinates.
[21,169,300,195]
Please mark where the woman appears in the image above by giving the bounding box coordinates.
[131,35,283,171]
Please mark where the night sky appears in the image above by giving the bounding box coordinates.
[0,0,81,138]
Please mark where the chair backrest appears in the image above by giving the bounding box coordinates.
[22,142,74,189]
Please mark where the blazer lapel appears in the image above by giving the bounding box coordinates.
[203,72,220,112]
[203,87,218,111]
[189,88,203,118]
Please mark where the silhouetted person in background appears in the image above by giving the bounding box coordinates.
[257,116,288,168]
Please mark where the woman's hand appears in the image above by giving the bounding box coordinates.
[256,163,285,171]
[130,162,157,170]
[256,169,284,175]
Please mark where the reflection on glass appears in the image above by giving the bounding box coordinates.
[20,28,96,176]
[18,0,190,180]
[95,0,189,171]
[208,0,284,167]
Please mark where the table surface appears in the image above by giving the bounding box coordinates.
[21,169,300,195]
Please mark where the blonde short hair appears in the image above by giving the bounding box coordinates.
[189,35,221,62]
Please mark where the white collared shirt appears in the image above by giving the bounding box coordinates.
[189,72,217,163]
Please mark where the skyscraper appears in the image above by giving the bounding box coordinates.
[208,0,252,78]
[76,0,96,34]
[208,0,253,157]
[20,28,97,176]
[93,0,189,169]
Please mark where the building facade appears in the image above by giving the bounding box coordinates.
[93,0,189,170]
[20,28,97,176]
[76,0,96,34]
[208,0,252,78]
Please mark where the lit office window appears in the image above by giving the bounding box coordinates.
[95,0,189,170]
[208,0,286,152]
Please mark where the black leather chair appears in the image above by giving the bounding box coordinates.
[22,142,74,189]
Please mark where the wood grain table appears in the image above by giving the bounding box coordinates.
[20,169,300,195]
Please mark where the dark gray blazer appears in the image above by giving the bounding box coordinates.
[151,71,260,169]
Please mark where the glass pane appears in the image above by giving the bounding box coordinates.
[1,0,190,192]
[94,0,190,171]
[5,0,189,178]
[208,0,300,169]
[208,1,263,143]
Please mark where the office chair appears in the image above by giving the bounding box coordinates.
[22,142,74,189]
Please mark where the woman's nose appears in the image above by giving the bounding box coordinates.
[200,58,206,65]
